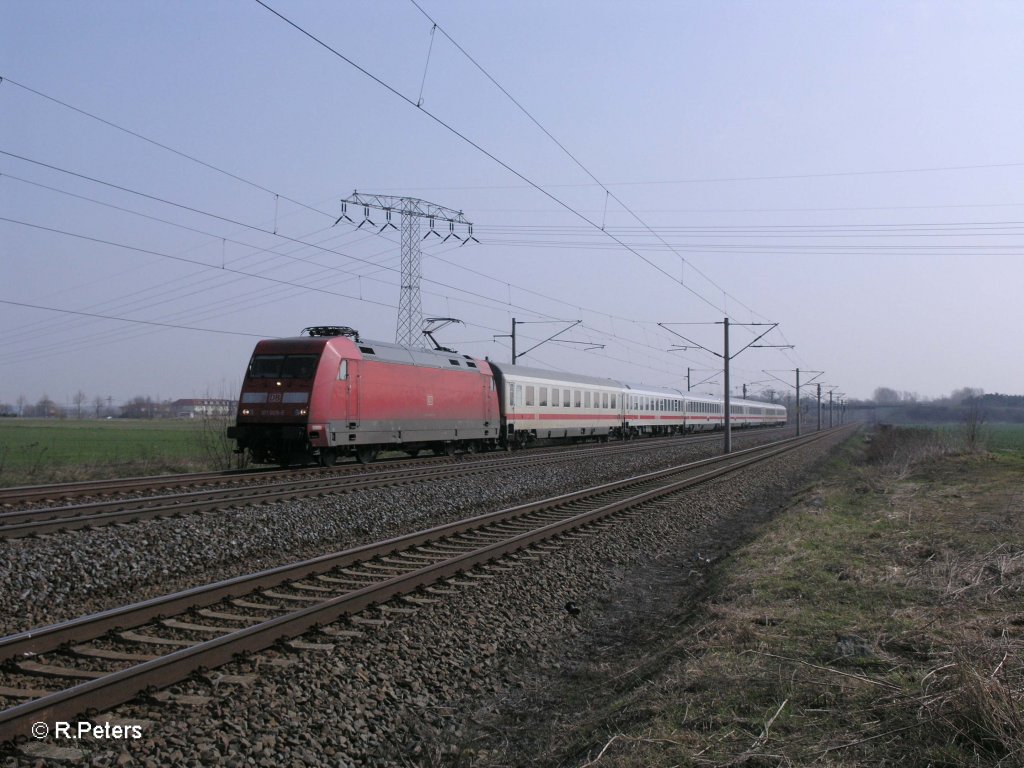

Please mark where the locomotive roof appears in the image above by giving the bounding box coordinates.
[343,337,485,372]
[260,335,487,372]
[487,361,625,389]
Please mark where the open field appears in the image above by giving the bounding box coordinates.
[470,427,1024,766]
[986,423,1024,454]
[0,418,236,486]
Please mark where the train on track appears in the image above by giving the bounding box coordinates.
[227,326,787,466]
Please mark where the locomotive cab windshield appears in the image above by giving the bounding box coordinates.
[247,354,320,380]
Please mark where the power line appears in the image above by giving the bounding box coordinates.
[367,160,1024,191]
[407,0,762,322]
[2,48,791,372]
[0,298,274,338]
[0,74,335,222]
[252,0,728,316]
[0,166,699,374]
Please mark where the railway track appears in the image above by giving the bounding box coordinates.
[0,440,629,506]
[0,431,764,538]
[0,427,847,743]
[0,429,788,507]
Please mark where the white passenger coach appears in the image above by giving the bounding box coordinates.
[487,362,785,447]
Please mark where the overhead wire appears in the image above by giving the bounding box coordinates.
[0,75,335,222]
[252,0,731,319]
[1,56,763,384]
[1,63,772,380]
[1,152,711,377]
[407,0,775,330]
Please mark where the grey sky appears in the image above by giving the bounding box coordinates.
[2,0,1023,408]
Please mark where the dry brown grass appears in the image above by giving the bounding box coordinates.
[463,428,1024,767]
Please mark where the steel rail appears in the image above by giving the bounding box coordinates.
[0,429,754,505]
[0,430,813,661]
[0,431,744,538]
[0,427,846,743]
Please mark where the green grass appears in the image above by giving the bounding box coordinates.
[985,422,1024,454]
[0,418,221,486]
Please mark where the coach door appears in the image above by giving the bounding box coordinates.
[340,357,359,429]
[483,375,496,434]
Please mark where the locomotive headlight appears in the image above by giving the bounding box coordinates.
[295,408,308,416]
[241,408,251,416]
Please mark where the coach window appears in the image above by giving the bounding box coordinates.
[526,386,535,406]
[514,384,522,407]
[585,391,592,408]
[539,387,548,407]
[611,393,617,409]
[574,390,581,407]
[563,390,570,408]
[551,388,559,407]
[602,392,609,409]
[338,359,348,380]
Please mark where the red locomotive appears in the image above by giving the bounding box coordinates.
[228,326,500,466]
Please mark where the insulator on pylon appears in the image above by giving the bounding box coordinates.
[442,219,462,243]
[333,200,354,226]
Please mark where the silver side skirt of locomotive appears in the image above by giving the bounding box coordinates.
[326,419,496,445]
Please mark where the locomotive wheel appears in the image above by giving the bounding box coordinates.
[319,449,337,467]
[465,440,478,454]
[356,446,378,464]
[406,448,420,458]
[444,442,457,457]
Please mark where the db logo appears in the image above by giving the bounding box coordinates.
[268,393,282,403]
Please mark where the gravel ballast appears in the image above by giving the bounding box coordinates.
[2,428,852,766]
[1,431,788,635]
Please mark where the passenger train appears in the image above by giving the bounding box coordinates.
[227,326,786,466]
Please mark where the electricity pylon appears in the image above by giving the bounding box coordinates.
[337,192,476,347]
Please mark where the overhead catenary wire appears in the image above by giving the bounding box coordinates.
[0,75,335,222]
[1,44,782,385]
[1,130,733,375]
[252,0,733,318]
[2,48,794,374]
[0,166,705,377]
[0,211,703,379]
[405,0,776,329]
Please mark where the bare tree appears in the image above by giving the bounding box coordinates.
[190,389,245,471]
[961,398,989,453]
[73,391,87,419]
[35,394,57,418]
[950,386,984,404]
[873,386,900,404]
